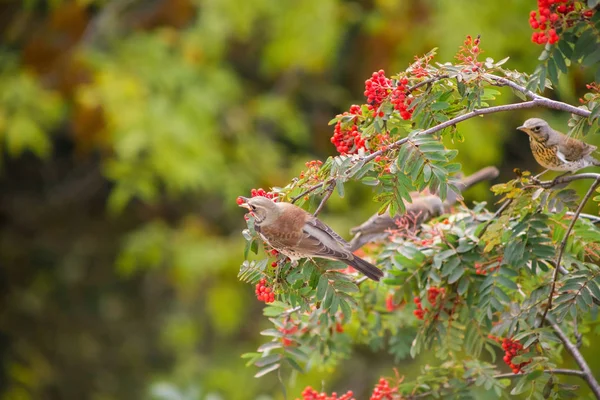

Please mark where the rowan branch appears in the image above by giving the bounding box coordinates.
[547,317,600,399]
[494,369,586,379]
[291,74,592,211]
[537,172,600,188]
[313,182,336,217]
[486,74,592,118]
[540,176,600,324]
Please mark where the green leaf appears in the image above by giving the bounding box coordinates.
[582,47,600,67]
[254,363,280,378]
[547,59,558,84]
[254,354,281,367]
[316,274,328,301]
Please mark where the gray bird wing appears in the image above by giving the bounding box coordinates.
[305,217,350,246]
[558,135,596,161]
[258,221,352,261]
[299,218,354,260]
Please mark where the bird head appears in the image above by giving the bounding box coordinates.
[237,196,281,225]
[517,118,551,142]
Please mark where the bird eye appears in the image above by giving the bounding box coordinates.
[532,126,540,132]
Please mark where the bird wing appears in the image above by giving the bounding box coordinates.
[558,135,596,161]
[305,217,350,246]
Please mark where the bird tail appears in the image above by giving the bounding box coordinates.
[347,255,384,281]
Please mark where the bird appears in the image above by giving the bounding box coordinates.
[238,196,384,281]
[517,118,600,177]
[348,166,499,250]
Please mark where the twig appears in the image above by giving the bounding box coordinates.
[477,198,513,238]
[547,317,600,399]
[486,74,591,118]
[537,172,600,188]
[313,182,336,217]
[291,181,327,203]
[540,176,600,324]
[407,74,450,93]
[494,369,586,379]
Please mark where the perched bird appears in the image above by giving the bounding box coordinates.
[348,166,499,250]
[238,196,384,281]
[517,118,600,176]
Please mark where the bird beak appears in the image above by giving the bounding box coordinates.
[237,196,252,210]
[517,125,526,131]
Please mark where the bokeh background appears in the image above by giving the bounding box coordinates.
[0,1,598,399]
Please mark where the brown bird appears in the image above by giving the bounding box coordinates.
[517,118,600,176]
[238,196,384,281]
[348,166,499,250]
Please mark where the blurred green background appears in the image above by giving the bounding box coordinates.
[0,1,598,399]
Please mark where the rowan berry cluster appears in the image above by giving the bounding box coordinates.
[529,0,595,45]
[474,257,502,275]
[456,35,483,72]
[370,378,397,400]
[255,278,275,303]
[390,77,413,120]
[413,287,445,320]
[364,70,393,109]
[408,53,433,78]
[299,160,323,181]
[331,105,366,155]
[250,188,278,200]
[529,0,569,44]
[297,387,354,400]
[279,324,298,347]
[489,335,530,373]
[386,293,397,312]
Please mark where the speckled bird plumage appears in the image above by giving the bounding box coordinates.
[239,196,384,281]
[348,166,500,250]
[517,118,600,172]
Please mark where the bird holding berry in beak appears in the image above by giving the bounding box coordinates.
[238,196,384,281]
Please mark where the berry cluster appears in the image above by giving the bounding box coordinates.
[390,77,413,120]
[279,324,298,347]
[386,293,397,312]
[364,70,393,109]
[489,336,530,373]
[413,287,445,320]
[298,387,354,400]
[408,53,433,78]
[255,278,275,303]
[331,105,366,155]
[299,160,323,181]
[250,188,278,200]
[370,378,397,400]
[528,0,597,45]
[456,35,483,72]
[474,257,502,275]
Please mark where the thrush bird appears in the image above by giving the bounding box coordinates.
[238,196,384,281]
[348,166,500,250]
[517,118,600,176]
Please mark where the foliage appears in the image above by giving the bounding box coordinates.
[1,1,600,400]
[239,5,600,399]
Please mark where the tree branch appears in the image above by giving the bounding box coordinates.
[486,74,592,118]
[494,368,586,379]
[313,182,336,217]
[290,75,593,211]
[537,172,600,188]
[547,317,600,399]
[540,176,600,324]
